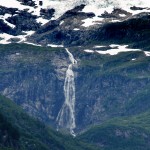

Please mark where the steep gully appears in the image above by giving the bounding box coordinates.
[56,48,77,136]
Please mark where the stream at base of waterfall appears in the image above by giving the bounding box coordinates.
[56,48,77,136]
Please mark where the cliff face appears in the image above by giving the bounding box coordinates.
[1,1,150,149]
[0,44,68,126]
[74,48,150,131]
[0,44,150,132]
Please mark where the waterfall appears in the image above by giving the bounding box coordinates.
[56,48,77,136]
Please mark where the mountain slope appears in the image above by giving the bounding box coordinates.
[79,111,150,150]
[0,43,150,132]
[0,94,98,150]
[28,4,150,47]
[0,0,150,139]
[1,0,150,45]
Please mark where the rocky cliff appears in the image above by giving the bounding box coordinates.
[0,44,150,134]
[0,0,150,136]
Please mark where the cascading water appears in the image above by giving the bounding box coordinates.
[56,48,77,136]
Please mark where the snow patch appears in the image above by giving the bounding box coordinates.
[119,14,127,17]
[60,21,64,25]
[0,14,15,28]
[0,30,35,44]
[3,14,12,18]
[132,58,136,60]
[94,45,106,48]
[47,44,64,47]
[36,17,49,25]
[1,0,150,21]
[82,16,103,27]
[96,45,141,55]
[3,19,15,28]
[23,31,35,36]
[81,0,150,15]
[1,0,150,45]
[110,44,120,48]
[73,28,80,31]
[0,33,15,44]
[16,52,20,56]
[0,0,32,10]
[84,49,94,53]
[144,51,150,56]
[23,42,42,47]
[85,44,150,57]
[111,19,121,23]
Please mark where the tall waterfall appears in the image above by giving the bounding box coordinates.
[56,48,77,136]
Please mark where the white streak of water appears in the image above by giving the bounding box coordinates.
[56,48,77,136]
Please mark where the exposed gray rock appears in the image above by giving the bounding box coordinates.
[40,8,55,20]
[6,10,40,32]
[16,0,36,7]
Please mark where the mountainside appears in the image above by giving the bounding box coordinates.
[79,111,150,150]
[0,0,150,149]
[0,43,150,132]
[0,94,97,150]
[1,0,150,45]
[28,4,150,47]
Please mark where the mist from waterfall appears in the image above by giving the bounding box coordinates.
[56,48,77,136]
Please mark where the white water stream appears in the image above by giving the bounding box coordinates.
[56,48,77,136]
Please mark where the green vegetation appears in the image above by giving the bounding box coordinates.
[79,111,150,150]
[125,85,150,114]
[73,45,150,150]
[0,43,150,150]
[0,43,62,52]
[78,50,150,79]
[0,43,66,74]
[0,95,98,150]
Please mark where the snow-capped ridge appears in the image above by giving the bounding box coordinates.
[0,0,150,45]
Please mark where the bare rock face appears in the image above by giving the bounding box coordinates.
[0,45,68,127]
[130,6,146,11]
[0,6,18,15]
[40,8,55,19]
[16,0,36,7]
[6,10,40,32]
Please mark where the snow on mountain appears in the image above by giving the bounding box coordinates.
[0,0,150,45]
[1,0,150,25]
[42,0,150,19]
[84,45,150,57]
